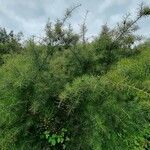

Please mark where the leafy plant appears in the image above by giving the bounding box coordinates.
[41,128,69,149]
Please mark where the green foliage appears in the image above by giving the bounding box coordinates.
[140,6,150,16]
[45,19,79,49]
[59,47,150,149]
[0,27,22,65]
[0,4,150,150]
[41,128,69,149]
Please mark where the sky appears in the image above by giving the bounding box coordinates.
[0,0,150,40]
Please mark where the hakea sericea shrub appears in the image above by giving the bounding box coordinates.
[0,43,72,149]
[59,47,150,150]
[0,42,150,149]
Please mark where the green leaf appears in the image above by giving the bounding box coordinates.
[52,134,57,138]
[45,134,49,139]
[57,137,61,143]
[51,139,56,146]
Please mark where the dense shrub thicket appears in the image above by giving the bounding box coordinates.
[0,4,150,150]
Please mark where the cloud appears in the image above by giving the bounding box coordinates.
[0,0,149,39]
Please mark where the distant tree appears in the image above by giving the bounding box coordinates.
[0,27,23,65]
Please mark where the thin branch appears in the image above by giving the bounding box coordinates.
[32,5,82,81]
[62,4,82,25]
[81,10,89,44]
[108,78,150,97]
[112,3,146,45]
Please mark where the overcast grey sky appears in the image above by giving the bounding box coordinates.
[0,0,150,39]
